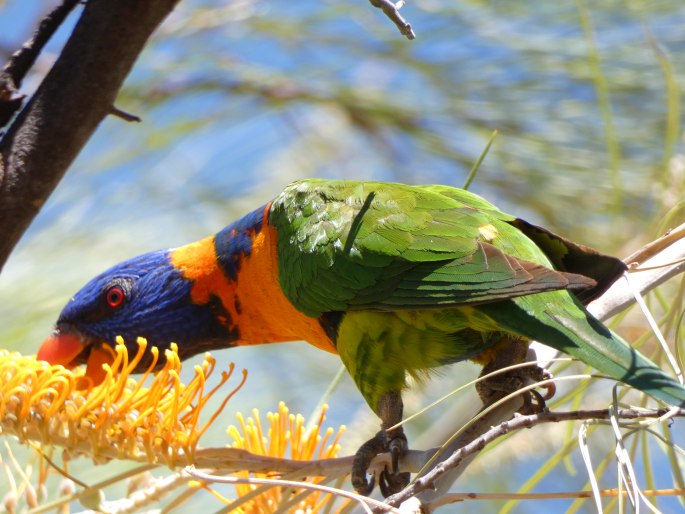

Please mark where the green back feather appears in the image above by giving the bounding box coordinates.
[270,179,596,316]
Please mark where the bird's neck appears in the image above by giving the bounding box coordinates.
[169,204,336,353]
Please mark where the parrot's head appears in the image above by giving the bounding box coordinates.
[37,249,233,385]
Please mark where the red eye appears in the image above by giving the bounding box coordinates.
[105,286,126,308]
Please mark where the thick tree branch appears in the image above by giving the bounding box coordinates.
[0,0,181,273]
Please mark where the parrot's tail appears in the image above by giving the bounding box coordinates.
[480,298,685,407]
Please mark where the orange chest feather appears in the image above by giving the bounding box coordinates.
[170,217,336,353]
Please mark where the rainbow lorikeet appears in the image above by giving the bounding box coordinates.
[38,179,685,495]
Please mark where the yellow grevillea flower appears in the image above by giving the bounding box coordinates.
[225,402,348,513]
[0,338,245,466]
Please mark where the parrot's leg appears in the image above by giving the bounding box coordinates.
[476,337,555,411]
[352,390,411,496]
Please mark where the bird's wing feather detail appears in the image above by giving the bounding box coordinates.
[349,242,594,309]
[269,179,597,317]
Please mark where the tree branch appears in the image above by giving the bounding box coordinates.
[589,221,685,320]
[380,407,685,511]
[0,0,181,273]
[0,0,80,130]
[368,0,416,40]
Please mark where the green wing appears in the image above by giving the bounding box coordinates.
[269,179,601,317]
[270,179,685,409]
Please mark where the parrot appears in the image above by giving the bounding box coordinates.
[38,179,685,495]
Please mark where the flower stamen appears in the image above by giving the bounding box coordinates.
[0,338,245,468]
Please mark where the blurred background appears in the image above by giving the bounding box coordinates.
[1,0,684,512]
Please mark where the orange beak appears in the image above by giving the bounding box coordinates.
[38,333,115,386]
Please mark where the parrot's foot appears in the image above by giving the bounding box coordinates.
[476,337,556,412]
[478,363,555,412]
[522,365,556,412]
[352,428,411,496]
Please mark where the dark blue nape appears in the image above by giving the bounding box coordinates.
[214,204,266,280]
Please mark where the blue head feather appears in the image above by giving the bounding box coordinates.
[214,204,265,280]
[57,249,233,366]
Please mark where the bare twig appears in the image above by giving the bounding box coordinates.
[110,105,142,123]
[589,221,685,321]
[368,0,416,40]
[429,487,685,510]
[622,222,685,267]
[24,463,159,514]
[0,0,80,129]
[380,408,685,511]
[97,473,187,514]
[185,467,400,514]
